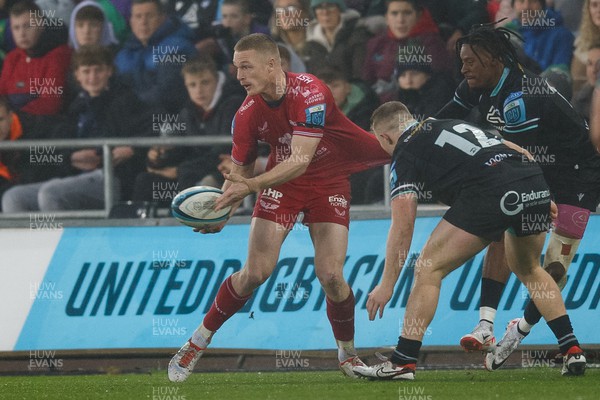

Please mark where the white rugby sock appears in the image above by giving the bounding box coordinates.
[479,306,497,325]
[191,324,214,348]
[518,318,533,334]
[336,339,357,363]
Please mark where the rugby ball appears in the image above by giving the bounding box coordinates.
[171,186,231,229]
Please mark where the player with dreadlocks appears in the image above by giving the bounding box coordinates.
[436,22,599,375]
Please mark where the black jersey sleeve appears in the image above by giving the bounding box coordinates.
[390,154,422,200]
[435,79,479,119]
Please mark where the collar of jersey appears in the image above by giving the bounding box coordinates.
[490,67,511,97]
[400,120,422,141]
[263,72,288,108]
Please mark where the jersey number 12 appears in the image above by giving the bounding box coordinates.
[434,123,502,156]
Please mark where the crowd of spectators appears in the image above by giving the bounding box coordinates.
[0,0,595,212]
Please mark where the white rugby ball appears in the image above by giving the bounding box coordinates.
[171,186,231,229]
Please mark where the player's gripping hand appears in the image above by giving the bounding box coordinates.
[366,284,393,321]
[193,219,228,234]
[215,173,259,210]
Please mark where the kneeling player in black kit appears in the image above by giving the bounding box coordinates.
[436,23,600,369]
[352,102,585,380]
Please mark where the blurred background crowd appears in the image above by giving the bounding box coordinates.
[0,0,595,213]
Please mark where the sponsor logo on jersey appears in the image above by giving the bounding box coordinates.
[306,92,325,105]
[504,97,526,125]
[486,106,505,127]
[500,189,551,216]
[577,193,585,202]
[262,188,284,201]
[239,99,255,114]
[259,199,280,210]
[329,194,348,208]
[484,153,511,167]
[305,104,326,127]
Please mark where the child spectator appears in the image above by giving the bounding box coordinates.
[196,0,270,68]
[0,1,70,115]
[393,61,454,118]
[220,0,270,40]
[303,0,373,80]
[362,0,451,101]
[115,0,198,113]
[69,1,118,49]
[131,55,244,206]
[2,45,153,212]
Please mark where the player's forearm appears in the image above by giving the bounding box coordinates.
[501,139,531,159]
[380,196,418,290]
[223,162,255,215]
[381,222,413,291]
[246,157,309,192]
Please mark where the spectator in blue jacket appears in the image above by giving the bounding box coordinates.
[115,0,198,113]
[506,0,574,72]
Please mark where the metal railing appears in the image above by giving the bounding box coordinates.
[0,136,393,219]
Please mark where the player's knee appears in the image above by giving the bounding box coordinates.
[511,263,542,282]
[316,270,345,291]
[238,266,271,289]
[413,257,442,284]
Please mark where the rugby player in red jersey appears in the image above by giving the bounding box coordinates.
[168,33,389,382]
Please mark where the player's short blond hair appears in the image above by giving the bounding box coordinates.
[371,101,412,135]
[234,33,281,62]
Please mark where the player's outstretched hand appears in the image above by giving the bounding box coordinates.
[366,285,393,321]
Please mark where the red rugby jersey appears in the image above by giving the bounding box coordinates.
[231,72,389,187]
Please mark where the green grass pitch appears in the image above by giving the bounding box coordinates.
[1,368,598,400]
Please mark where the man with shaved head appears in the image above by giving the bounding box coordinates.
[168,33,390,382]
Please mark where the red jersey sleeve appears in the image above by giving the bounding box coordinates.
[289,74,333,140]
[230,99,258,166]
